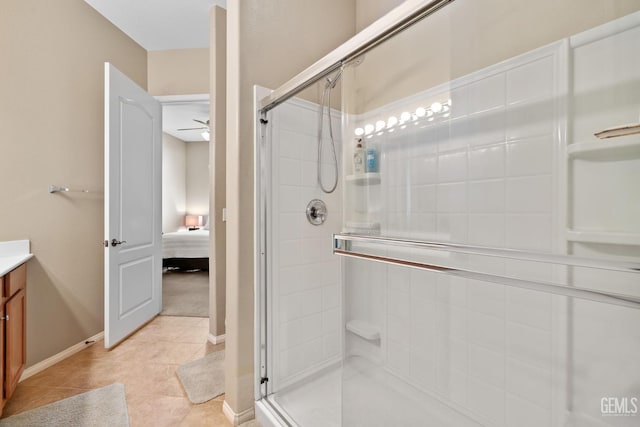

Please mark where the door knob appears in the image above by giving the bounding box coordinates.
[111,239,127,247]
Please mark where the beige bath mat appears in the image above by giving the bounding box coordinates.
[177,350,225,404]
[0,383,129,426]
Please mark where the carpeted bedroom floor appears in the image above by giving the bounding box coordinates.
[161,270,209,318]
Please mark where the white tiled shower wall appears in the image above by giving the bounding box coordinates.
[344,43,565,427]
[377,50,559,251]
[269,99,343,390]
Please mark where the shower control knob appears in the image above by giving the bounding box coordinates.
[306,199,327,226]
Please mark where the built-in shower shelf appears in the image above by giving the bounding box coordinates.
[346,320,380,341]
[345,173,381,185]
[567,138,640,158]
[567,229,640,246]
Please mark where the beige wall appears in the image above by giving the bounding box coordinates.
[356,0,403,31]
[162,133,187,233]
[186,141,210,216]
[147,48,209,96]
[210,6,227,340]
[0,0,147,366]
[352,0,640,112]
[225,0,356,421]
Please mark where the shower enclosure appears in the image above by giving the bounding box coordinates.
[255,2,640,426]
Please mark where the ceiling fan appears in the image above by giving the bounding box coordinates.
[177,119,210,141]
[177,118,209,131]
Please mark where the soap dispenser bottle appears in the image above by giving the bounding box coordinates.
[353,137,365,174]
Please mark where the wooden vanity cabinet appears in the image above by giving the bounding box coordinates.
[0,263,26,411]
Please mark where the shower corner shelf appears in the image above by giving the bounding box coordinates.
[566,229,640,246]
[345,172,381,186]
[346,320,380,341]
[567,138,640,158]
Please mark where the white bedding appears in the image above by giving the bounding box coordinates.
[162,230,210,259]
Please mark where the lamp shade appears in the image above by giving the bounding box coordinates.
[185,215,204,228]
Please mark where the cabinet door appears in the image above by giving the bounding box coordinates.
[5,289,25,400]
[0,307,4,413]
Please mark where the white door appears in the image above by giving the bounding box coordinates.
[104,63,162,348]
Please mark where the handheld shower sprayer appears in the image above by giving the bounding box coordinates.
[317,69,343,194]
[317,57,364,194]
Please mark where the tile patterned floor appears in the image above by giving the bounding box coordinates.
[1,316,232,426]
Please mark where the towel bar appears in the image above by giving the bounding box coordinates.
[334,233,640,310]
[49,185,93,194]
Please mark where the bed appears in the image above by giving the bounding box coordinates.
[162,229,210,270]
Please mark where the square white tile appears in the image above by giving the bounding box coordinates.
[279,129,302,159]
[438,150,468,183]
[467,73,506,114]
[468,311,505,352]
[506,175,552,213]
[468,144,505,180]
[506,286,552,331]
[437,182,467,213]
[506,357,552,409]
[468,343,505,389]
[506,214,552,252]
[467,279,506,318]
[467,376,506,427]
[468,179,505,213]
[468,214,505,247]
[506,322,551,369]
[506,137,552,177]
[506,56,554,105]
[279,157,302,186]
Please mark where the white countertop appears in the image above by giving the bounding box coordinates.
[0,240,33,276]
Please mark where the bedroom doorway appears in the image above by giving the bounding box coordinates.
[161,270,209,316]
[158,94,211,319]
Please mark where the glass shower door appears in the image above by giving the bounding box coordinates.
[256,3,640,427]
[338,4,640,427]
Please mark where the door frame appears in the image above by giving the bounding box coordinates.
[156,94,215,325]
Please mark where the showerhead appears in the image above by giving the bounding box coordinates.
[324,55,366,89]
[325,69,343,89]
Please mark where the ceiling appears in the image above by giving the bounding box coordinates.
[163,102,210,142]
[84,0,226,51]
[85,1,219,142]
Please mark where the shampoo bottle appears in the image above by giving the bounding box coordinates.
[366,144,378,173]
[353,137,365,174]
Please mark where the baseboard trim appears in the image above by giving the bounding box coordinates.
[208,333,226,344]
[223,400,255,426]
[20,331,105,382]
